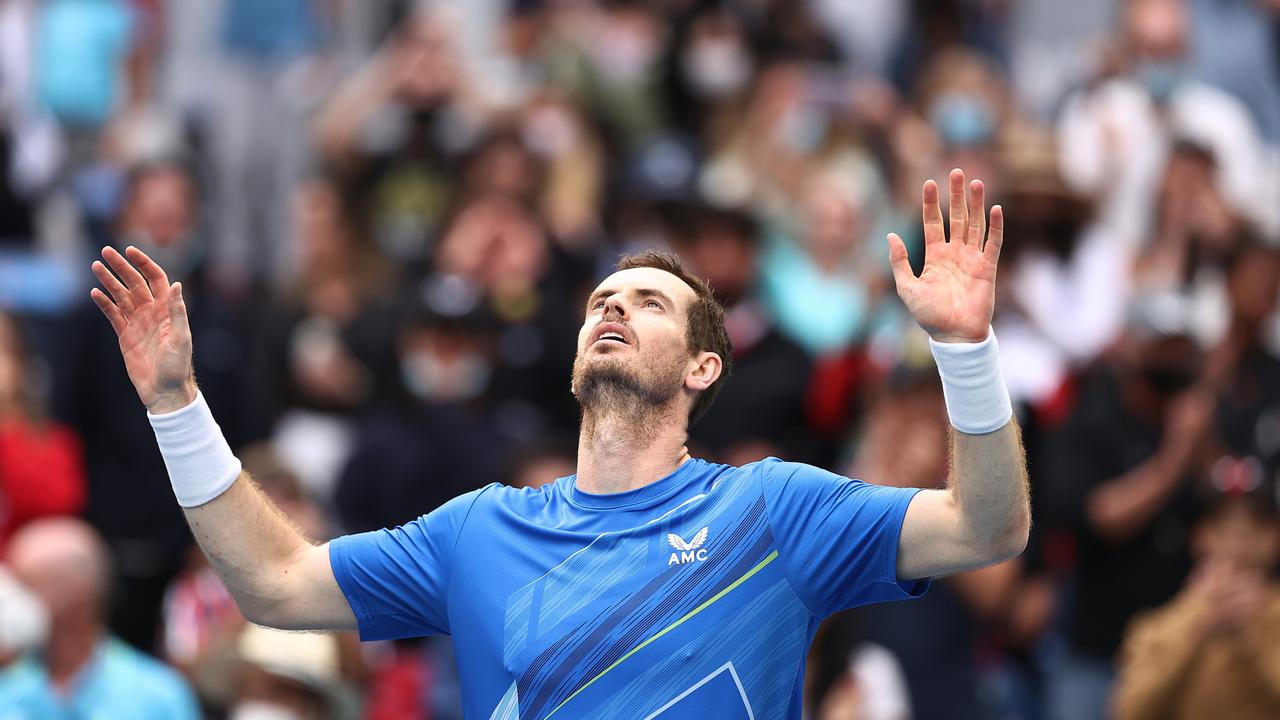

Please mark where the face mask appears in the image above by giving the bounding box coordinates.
[928,93,997,148]
[72,163,126,220]
[775,104,829,153]
[1134,60,1185,103]
[592,25,657,84]
[522,106,579,158]
[401,349,491,402]
[682,39,752,99]
[228,701,305,720]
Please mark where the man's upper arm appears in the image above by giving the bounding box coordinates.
[277,542,358,631]
[324,487,490,640]
[756,459,927,618]
[898,479,1028,580]
[896,488,978,580]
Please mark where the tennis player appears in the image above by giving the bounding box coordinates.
[91,169,1027,719]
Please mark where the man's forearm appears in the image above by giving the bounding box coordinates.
[950,420,1031,558]
[932,329,1030,559]
[182,472,314,623]
[150,391,354,630]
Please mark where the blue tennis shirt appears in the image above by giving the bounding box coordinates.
[330,457,927,719]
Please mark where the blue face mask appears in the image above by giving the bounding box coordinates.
[928,94,997,148]
[1134,60,1186,103]
[72,164,126,220]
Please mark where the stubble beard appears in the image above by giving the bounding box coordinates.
[571,349,685,431]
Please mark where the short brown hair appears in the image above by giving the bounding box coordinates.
[615,249,732,424]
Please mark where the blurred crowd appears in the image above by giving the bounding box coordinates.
[1,0,1279,718]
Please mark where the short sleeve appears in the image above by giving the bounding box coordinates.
[754,459,927,618]
[329,487,490,640]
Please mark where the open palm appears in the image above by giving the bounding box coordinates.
[90,246,196,412]
[888,169,1003,344]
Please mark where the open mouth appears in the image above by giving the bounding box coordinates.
[591,322,631,347]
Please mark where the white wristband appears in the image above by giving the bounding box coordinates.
[148,391,242,507]
[929,328,1013,435]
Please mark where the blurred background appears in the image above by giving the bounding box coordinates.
[1,0,1279,718]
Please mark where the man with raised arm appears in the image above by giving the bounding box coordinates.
[91,170,1028,719]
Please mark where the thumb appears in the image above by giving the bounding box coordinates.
[169,282,188,325]
[887,233,916,292]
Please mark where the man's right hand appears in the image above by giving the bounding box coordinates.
[90,246,197,414]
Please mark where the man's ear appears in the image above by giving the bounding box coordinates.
[685,352,722,392]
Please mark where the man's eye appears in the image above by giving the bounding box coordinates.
[645,300,662,309]
[592,301,605,310]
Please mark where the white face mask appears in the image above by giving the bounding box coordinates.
[401,348,492,403]
[228,701,306,720]
[682,39,752,98]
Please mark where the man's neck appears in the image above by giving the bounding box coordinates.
[45,621,102,690]
[575,404,692,495]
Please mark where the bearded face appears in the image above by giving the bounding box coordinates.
[571,268,700,419]
[571,311,688,414]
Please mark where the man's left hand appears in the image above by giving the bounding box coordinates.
[888,169,1003,344]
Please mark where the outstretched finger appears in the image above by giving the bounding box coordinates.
[887,233,916,293]
[169,281,188,330]
[91,260,134,311]
[90,288,128,335]
[125,246,170,298]
[921,179,944,246]
[101,246,152,303]
[965,179,985,248]
[948,168,967,243]
[983,205,1005,264]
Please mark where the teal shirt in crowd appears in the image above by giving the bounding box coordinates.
[0,637,200,720]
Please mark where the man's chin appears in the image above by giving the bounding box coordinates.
[575,361,636,391]
[574,362,656,405]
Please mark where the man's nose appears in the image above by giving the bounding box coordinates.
[604,294,627,319]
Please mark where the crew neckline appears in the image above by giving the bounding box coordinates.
[567,458,706,510]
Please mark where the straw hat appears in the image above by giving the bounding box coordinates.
[236,624,341,694]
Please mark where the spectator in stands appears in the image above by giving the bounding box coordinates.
[0,517,200,719]
[806,614,912,720]
[1042,291,1215,720]
[1112,478,1280,720]
[911,47,1013,195]
[993,126,1127,408]
[312,9,463,266]
[674,203,815,464]
[32,0,134,132]
[226,624,346,720]
[333,297,514,534]
[426,193,584,435]
[1205,236,1280,468]
[1185,0,1280,144]
[1134,143,1253,341]
[0,564,46,666]
[760,155,892,356]
[210,0,333,283]
[1056,0,1268,245]
[0,311,84,550]
[255,171,398,498]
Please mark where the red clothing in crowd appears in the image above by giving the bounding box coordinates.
[0,419,86,549]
